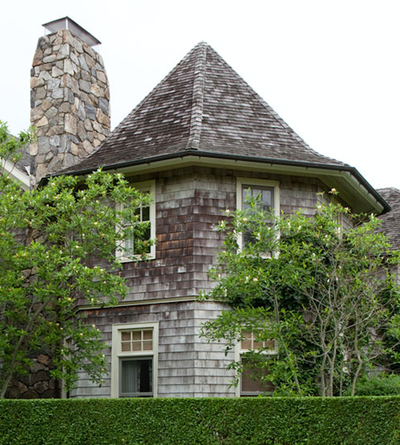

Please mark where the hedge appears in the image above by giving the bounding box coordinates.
[1,397,400,445]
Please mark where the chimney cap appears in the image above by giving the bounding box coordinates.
[42,17,101,47]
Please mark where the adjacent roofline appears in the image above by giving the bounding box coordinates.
[1,159,30,190]
[50,149,390,214]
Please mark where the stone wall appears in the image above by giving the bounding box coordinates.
[5,352,60,399]
[30,29,110,182]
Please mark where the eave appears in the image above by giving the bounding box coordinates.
[52,150,389,215]
[1,160,30,190]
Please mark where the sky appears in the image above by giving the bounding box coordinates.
[1,0,399,190]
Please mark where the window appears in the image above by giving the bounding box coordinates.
[111,322,158,398]
[236,331,277,397]
[117,180,156,261]
[236,178,280,249]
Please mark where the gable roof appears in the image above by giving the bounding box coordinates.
[378,188,400,249]
[61,42,347,173]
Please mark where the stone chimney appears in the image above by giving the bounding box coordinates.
[30,17,110,183]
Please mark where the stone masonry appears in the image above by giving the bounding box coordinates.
[30,28,110,183]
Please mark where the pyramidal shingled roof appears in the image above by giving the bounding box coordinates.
[63,42,347,173]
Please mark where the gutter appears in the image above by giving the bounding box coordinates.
[45,149,391,214]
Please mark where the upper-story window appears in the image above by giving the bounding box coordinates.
[236,178,280,249]
[111,322,159,398]
[117,180,156,261]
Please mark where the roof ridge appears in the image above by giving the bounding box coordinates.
[185,42,207,150]
[97,43,202,151]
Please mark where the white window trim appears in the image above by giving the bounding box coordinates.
[236,178,280,251]
[116,180,156,262]
[111,322,159,398]
[234,333,278,397]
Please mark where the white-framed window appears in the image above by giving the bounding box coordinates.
[235,331,277,397]
[111,322,159,398]
[116,180,156,261]
[236,178,280,250]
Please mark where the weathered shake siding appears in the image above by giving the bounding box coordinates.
[118,166,327,302]
[71,165,333,398]
[70,301,236,398]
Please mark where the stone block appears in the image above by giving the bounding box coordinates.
[51,66,64,78]
[84,119,93,131]
[32,48,43,67]
[96,109,110,127]
[77,121,86,141]
[30,77,44,88]
[35,87,46,101]
[70,52,79,66]
[86,131,94,142]
[49,135,60,147]
[29,362,46,373]
[64,153,77,167]
[86,103,96,120]
[45,106,57,120]
[70,142,79,155]
[82,140,93,153]
[30,107,44,121]
[59,135,71,153]
[41,99,52,111]
[30,142,38,156]
[79,79,91,93]
[52,88,64,99]
[36,116,48,127]
[47,155,63,172]
[65,114,78,134]
[64,59,75,75]
[48,125,64,136]
[47,78,60,90]
[97,71,107,83]
[59,102,71,113]
[43,55,55,63]
[91,84,102,97]
[57,43,70,60]
[99,97,109,114]
[81,70,90,82]
[38,137,51,155]
[35,163,48,179]
[77,102,86,121]
[79,54,89,71]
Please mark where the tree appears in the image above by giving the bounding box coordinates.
[200,191,400,396]
[0,121,152,397]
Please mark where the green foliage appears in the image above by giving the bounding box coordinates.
[0,121,152,397]
[0,397,400,445]
[346,374,400,396]
[200,192,400,396]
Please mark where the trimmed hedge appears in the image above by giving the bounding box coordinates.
[1,397,400,445]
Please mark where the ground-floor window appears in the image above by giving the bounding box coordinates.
[236,331,277,397]
[111,322,158,398]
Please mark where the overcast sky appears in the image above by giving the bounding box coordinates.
[1,0,399,190]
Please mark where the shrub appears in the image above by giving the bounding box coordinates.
[1,397,400,445]
[347,374,400,396]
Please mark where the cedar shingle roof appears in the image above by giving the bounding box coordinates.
[378,188,400,249]
[62,42,347,174]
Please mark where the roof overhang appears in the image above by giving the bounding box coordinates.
[52,150,389,215]
[1,160,30,190]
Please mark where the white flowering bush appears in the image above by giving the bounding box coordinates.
[201,191,400,396]
[0,121,152,397]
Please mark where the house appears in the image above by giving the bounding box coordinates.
[13,18,393,398]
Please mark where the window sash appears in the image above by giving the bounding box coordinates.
[111,322,158,398]
[119,357,153,397]
[116,180,156,261]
